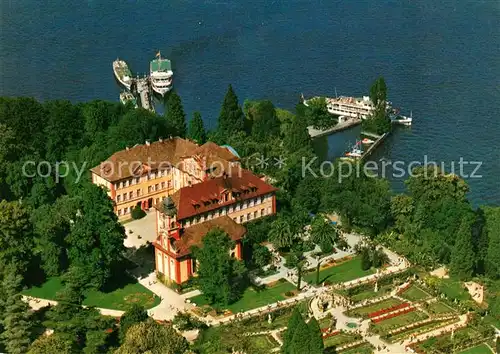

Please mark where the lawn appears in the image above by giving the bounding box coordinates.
[458,344,493,354]
[371,310,428,333]
[191,279,296,313]
[247,335,279,353]
[304,256,375,285]
[438,278,471,301]
[350,284,393,303]
[401,285,431,302]
[426,301,455,315]
[341,344,373,354]
[323,333,360,348]
[346,298,403,318]
[23,276,160,311]
[385,318,457,343]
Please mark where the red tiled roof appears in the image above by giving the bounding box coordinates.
[90,138,198,182]
[190,142,239,162]
[172,216,246,257]
[157,168,277,220]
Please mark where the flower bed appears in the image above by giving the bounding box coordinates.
[372,306,415,323]
[368,302,410,318]
[322,330,340,338]
[397,282,412,295]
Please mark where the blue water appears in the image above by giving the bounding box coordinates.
[1,0,499,205]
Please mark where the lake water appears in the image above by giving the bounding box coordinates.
[1,0,498,205]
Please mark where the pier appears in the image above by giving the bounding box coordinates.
[308,118,361,138]
[361,131,388,160]
[136,77,154,112]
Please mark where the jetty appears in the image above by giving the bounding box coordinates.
[136,77,155,112]
[308,117,361,138]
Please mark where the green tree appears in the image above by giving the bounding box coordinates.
[450,217,476,280]
[193,229,248,305]
[282,307,303,354]
[119,304,149,341]
[369,77,387,108]
[252,244,271,269]
[307,318,324,354]
[1,269,33,354]
[131,204,146,220]
[289,315,310,354]
[292,176,321,214]
[245,100,281,141]
[115,319,188,354]
[310,216,338,252]
[305,97,335,130]
[188,111,206,144]
[165,91,187,138]
[66,184,126,289]
[483,207,500,279]
[217,84,245,136]
[283,113,311,154]
[0,200,34,275]
[269,216,296,249]
[27,334,73,354]
[361,247,372,271]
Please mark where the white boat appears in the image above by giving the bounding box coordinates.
[150,51,173,96]
[362,138,375,144]
[391,110,413,126]
[113,59,133,90]
[120,91,138,108]
[345,141,363,158]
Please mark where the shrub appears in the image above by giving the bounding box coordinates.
[131,204,146,219]
[173,311,207,331]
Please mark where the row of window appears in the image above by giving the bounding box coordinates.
[117,206,133,216]
[116,169,172,189]
[116,181,173,203]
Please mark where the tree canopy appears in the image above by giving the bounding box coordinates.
[187,111,206,144]
[165,91,187,138]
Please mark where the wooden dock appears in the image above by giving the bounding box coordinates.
[136,77,154,112]
[361,131,389,160]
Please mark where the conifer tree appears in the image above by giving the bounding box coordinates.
[165,91,186,138]
[361,247,372,271]
[282,307,302,354]
[284,115,310,153]
[289,316,309,354]
[217,84,245,136]
[484,207,500,279]
[1,269,33,354]
[307,318,324,354]
[188,111,206,144]
[450,217,476,280]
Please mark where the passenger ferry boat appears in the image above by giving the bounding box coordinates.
[120,91,138,108]
[113,59,133,90]
[150,51,173,96]
[326,96,380,119]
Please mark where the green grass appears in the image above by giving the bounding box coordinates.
[340,343,373,354]
[23,276,160,311]
[385,318,457,343]
[346,298,403,318]
[191,280,296,313]
[401,285,431,302]
[247,335,279,352]
[323,333,359,348]
[350,284,393,302]
[371,310,428,333]
[438,278,471,301]
[458,343,493,354]
[304,256,375,285]
[426,301,455,315]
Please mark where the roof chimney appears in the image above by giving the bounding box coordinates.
[145,140,150,146]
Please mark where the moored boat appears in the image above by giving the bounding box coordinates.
[362,138,375,144]
[120,91,138,108]
[113,59,133,90]
[150,51,173,96]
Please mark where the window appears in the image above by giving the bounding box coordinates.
[167,180,172,188]
[254,211,258,218]
[148,186,152,193]
[123,193,127,201]
[233,217,237,222]
[124,180,129,188]
[161,182,165,189]
[136,177,140,184]
[254,198,258,205]
[155,184,159,191]
[117,195,121,202]
[129,191,133,199]
[156,198,160,204]
[136,189,141,196]
[218,209,222,216]
[229,206,234,213]
[118,209,122,216]
[192,258,197,273]
[260,196,265,203]
[119,182,123,189]
[236,204,240,211]
[239,215,244,223]
[261,208,265,216]
[247,213,251,220]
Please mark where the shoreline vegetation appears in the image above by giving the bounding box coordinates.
[0,77,499,353]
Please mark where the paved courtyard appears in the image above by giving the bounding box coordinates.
[123,211,157,248]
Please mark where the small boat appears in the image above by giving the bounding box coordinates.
[390,110,413,126]
[120,91,138,108]
[150,51,173,96]
[362,138,375,144]
[113,59,133,90]
[345,141,363,158]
